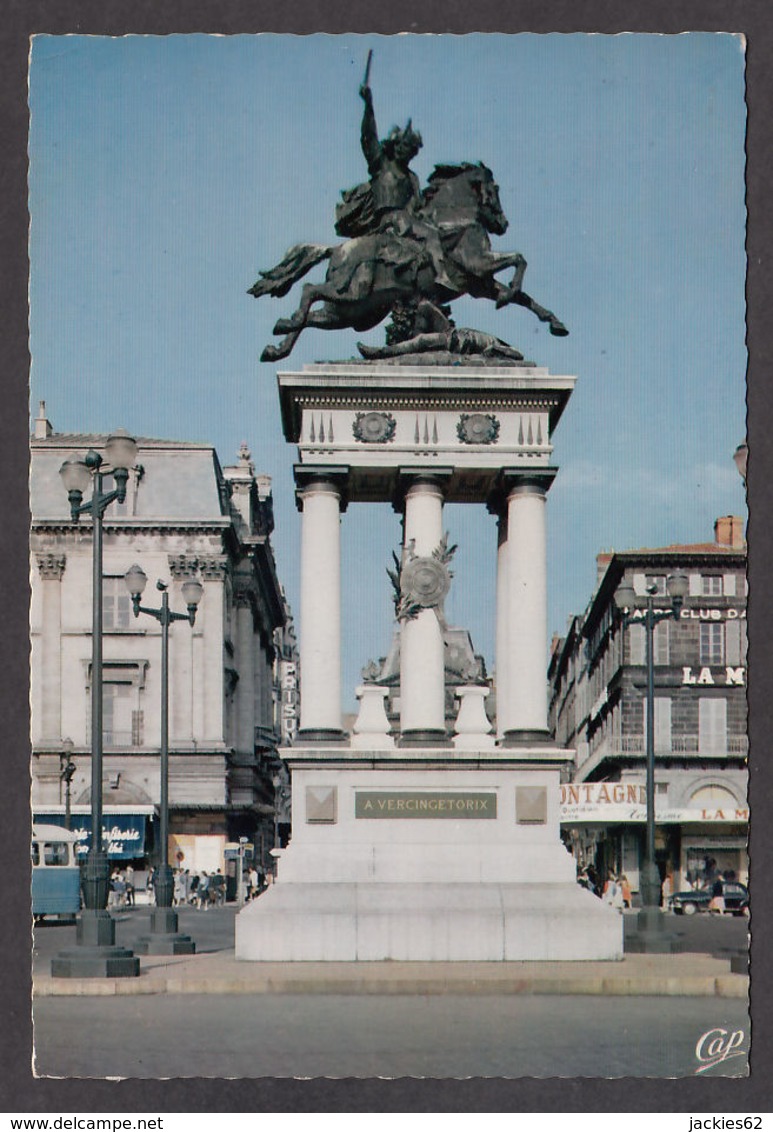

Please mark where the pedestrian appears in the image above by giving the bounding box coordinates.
[173,869,186,907]
[661,872,674,909]
[211,870,225,906]
[620,874,632,908]
[147,866,156,906]
[586,864,600,896]
[197,871,210,910]
[709,876,725,915]
[247,865,259,900]
[112,871,127,908]
[603,874,623,910]
[124,864,135,907]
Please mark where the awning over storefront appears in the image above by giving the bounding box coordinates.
[35,807,154,860]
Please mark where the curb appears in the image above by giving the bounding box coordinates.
[33,971,749,999]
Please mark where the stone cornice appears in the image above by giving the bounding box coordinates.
[278,365,575,442]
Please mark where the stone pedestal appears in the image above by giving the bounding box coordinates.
[236,752,622,961]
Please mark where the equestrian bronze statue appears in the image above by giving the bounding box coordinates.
[250,54,568,363]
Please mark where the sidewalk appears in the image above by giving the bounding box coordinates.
[33,946,748,999]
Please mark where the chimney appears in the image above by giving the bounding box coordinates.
[714,515,745,550]
[34,400,53,439]
[596,551,613,584]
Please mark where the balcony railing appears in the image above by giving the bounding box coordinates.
[596,734,748,757]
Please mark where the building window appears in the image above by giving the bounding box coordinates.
[701,575,724,596]
[87,661,147,747]
[102,474,130,517]
[689,783,739,808]
[646,575,667,595]
[698,698,727,755]
[103,683,143,746]
[103,577,132,629]
[699,622,724,666]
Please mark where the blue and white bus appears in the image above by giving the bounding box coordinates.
[31,824,81,921]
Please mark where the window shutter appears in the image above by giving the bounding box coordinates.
[628,623,645,665]
[725,620,741,665]
[698,698,727,754]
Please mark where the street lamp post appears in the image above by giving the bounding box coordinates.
[125,565,203,954]
[614,571,689,952]
[733,441,748,485]
[59,738,76,831]
[52,432,140,978]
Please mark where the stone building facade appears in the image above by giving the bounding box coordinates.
[30,404,289,878]
[548,517,748,895]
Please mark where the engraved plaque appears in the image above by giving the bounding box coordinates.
[355,791,497,819]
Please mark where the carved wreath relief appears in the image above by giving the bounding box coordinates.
[456,412,500,445]
[352,411,396,444]
[387,534,457,623]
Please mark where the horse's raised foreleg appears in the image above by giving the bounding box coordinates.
[494,255,529,308]
[507,289,568,336]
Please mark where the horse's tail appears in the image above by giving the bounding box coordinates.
[248,243,333,299]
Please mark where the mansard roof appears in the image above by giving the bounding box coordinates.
[30,432,228,523]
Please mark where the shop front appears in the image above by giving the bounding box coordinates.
[559,781,749,898]
[34,805,155,865]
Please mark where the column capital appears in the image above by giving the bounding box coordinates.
[392,467,453,513]
[487,467,559,514]
[293,465,350,512]
[36,552,66,580]
[199,555,229,582]
[168,554,201,579]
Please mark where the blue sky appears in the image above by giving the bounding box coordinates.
[28,34,747,708]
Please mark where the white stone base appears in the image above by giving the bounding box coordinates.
[235,882,622,961]
[235,757,623,962]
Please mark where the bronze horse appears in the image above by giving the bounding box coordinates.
[250,163,567,362]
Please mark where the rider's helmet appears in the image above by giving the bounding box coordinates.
[384,120,423,162]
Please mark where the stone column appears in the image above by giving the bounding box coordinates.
[296,470,348,742]
[499,470,557,745]
[198,557,228,743]
[36,553,66,743]
[494,511,509,741]
[234,590,256,756]
[399,475,449,745]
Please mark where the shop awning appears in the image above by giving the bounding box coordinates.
[35,807,154,860]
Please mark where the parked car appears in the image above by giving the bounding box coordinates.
[669,882,749,916]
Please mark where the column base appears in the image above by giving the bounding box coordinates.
[297,728,348,744]
[133,907,196,955]
[624,907,684,954]
[500,729,554,747]
[51,908,140,978]
[398,729,452,748]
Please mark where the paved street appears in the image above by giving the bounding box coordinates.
[33,991,749,1079]
[31,904,751,1080]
